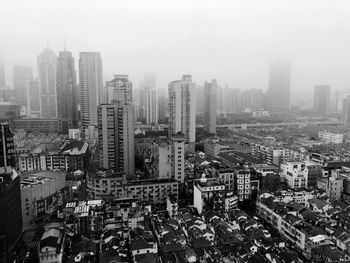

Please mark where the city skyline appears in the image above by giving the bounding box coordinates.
[2,0,350,105]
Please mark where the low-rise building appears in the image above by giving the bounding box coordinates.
[193,176,226,214]
[318,131,344,144]
[87,170,178,206]
[317,171,344,201]
[19,140,90,172]
[281,161,308,189]
[251,143,300,166]
[167,194,178,217]
[203,139,230,158]
[38,222,65,263]
[136,136,185,183]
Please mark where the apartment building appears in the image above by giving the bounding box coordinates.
[87,170,178,205]
[18,141,90,172]
[281,161,308,189]
[234,167,251,201]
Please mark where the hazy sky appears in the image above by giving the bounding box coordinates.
[1,0,350,105]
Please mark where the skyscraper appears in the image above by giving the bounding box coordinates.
[79,52,103,127]
[98,75,135,177]
[335,90,350,112]
[341,95,350,127]
[98,103,135,176]
[195,85,204,113]
[56,51,78,132]
[37,48,57,118]
[203,79,217,134]
[158,94,168,124]
[28,80,40,117]
[140,87,158,124]
[168,75,196,151]
[0,58,6,89]
[313,85,331,115]
[106,75,133,105]
[240,88,263,111]
[13,66,33,114]
[267,59,291,113]
[224,87,240,113]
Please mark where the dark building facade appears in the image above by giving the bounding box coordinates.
[0,173,22,263]
[57,51,78,133]
[10,118,60,133]
[0,123,15,171]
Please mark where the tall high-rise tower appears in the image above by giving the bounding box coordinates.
[267,59,291,113]
[57,51,78,132]
[341,95,350,127]
[138,73,157,124]
[158,94,168,124]
[37,48,57,118]
[13,66,33,113]
[203,79,217,134]
[313,85,331,115]
[140,87,158,124]
[168,75,196,151]
[28,80,40,117]
[98,75,134,176]
[79,52,103,127]
[97,103,135,176]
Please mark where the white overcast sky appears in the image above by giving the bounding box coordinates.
[1,0,350,104]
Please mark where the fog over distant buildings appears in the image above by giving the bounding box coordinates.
[1,0,350,105]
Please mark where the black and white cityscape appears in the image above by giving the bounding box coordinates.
[2,1,350,263]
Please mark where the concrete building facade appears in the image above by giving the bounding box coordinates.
[79,52,103,127]
[97,103,135,176]
[168,75,196,152]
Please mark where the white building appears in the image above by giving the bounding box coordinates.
[318,131,344,144]
[234,168,251,201]
[281,161,308,189]
[38,223,65,263]
[166,194,178,217]
[251,143,301,166]
[168,75,196,152]
[193,176,226,214]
